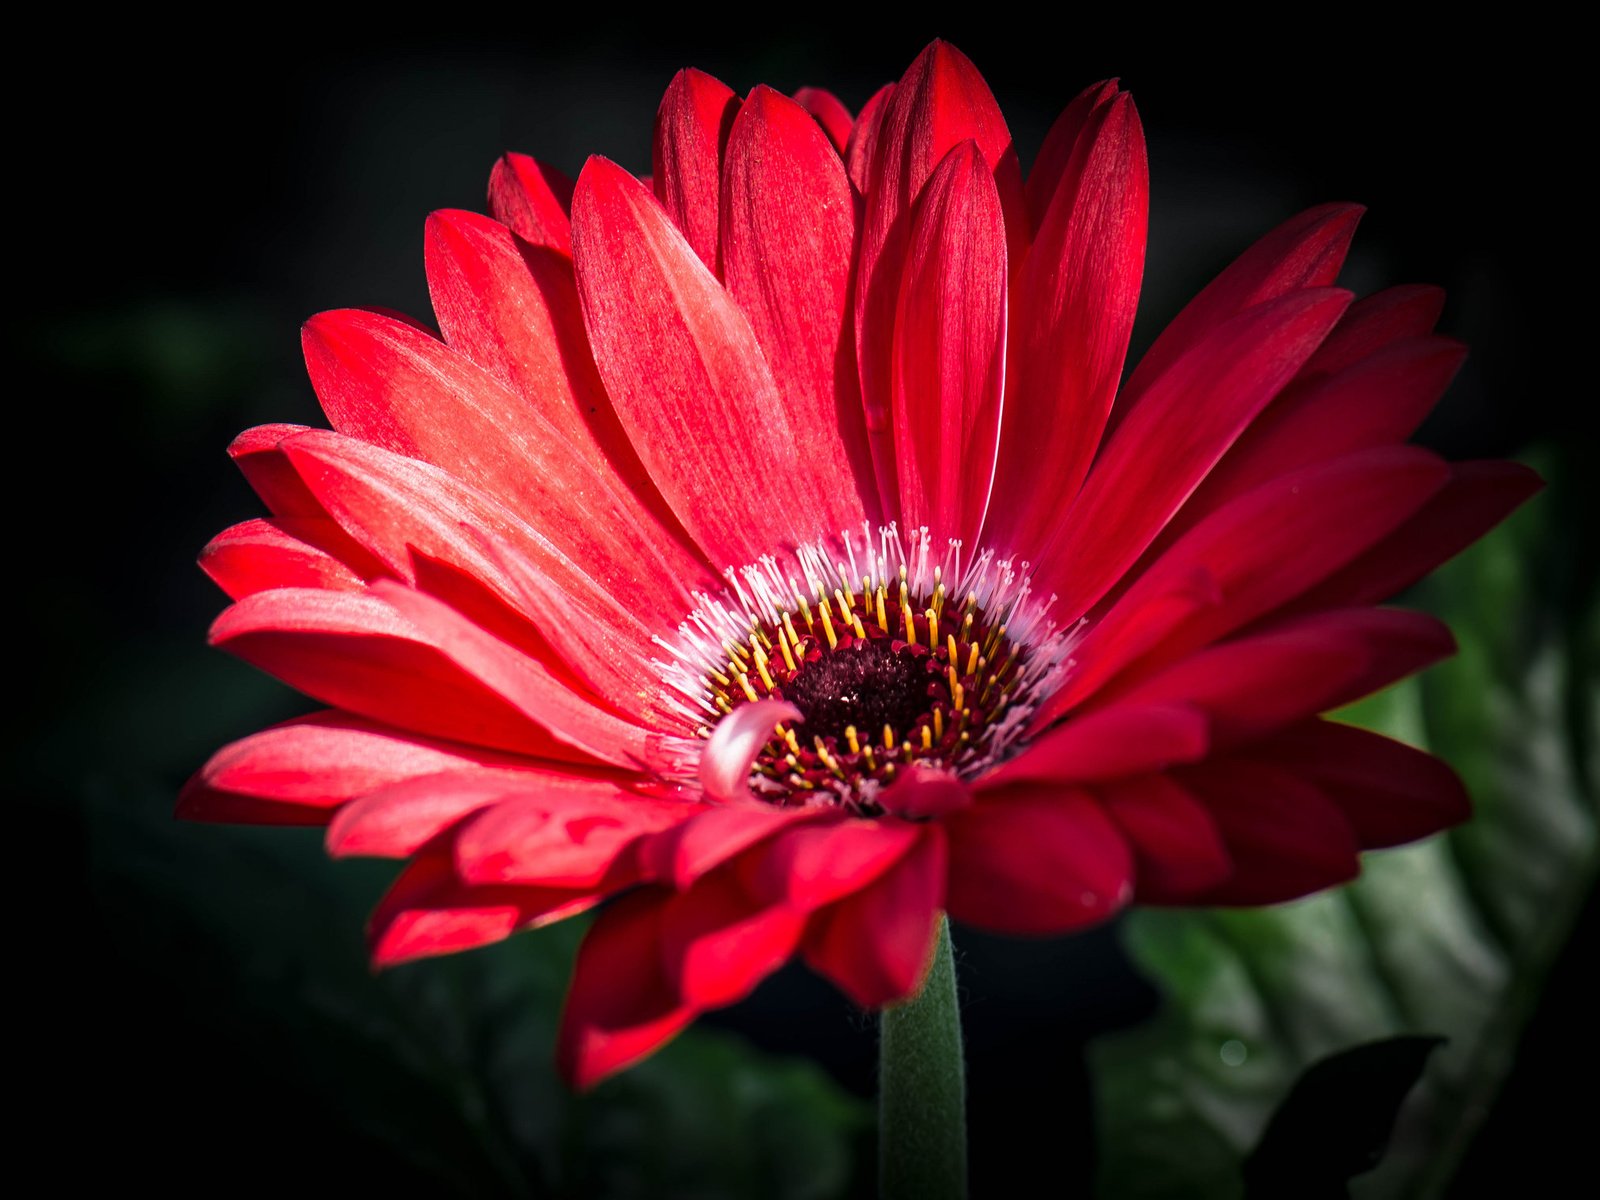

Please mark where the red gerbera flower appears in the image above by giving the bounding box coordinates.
[182,41,1539,1089]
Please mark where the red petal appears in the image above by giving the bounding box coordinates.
[370,581,657,770]
[1044,446,1450,720]
[740,816,922,909]
[571,157,868,566]
[803,827,947,1008]
[210,588,588,759]
[1114,203,1364,426]
[279,429,666,715]
[1299,284,1446,378]
[178,711,519,825]
[371,848,596,967]
[652,68,739,274]
[486,152,573,252]
[844,83,894,195]
[1023,80,1119,231]
[228,423,328,517]
[301,308,703,625]
[1177,758,1360,905]
[558,888,696,1090]
[454,787,693,887]
[1097,608,1454,748]
[425,208,691,547]
[878,764,974,819]
[792,86,853,154]
[638,801,827,889]
[1096,774,1232,902]
[1288,460,1544,611]
[660,868,806,1009]
[944,785,1131,935]
[327,765,641,860]
[989,91,1147,553]
[855,42,1024,515]
[720,86,877,524]
[1250,720,1471,847]
[1036,288,1352,622]
[1172,336,1467,537]
[200,517,369,599]
[988,704,1208,787]
[891,140,1007,546]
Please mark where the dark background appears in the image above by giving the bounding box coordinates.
[16,20,1589,1197]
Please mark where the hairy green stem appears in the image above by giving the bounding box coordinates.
[879,914,967,1200]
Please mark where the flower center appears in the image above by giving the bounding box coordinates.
[657,525,1075,813]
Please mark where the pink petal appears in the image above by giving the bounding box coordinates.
[855,42,1025,515]
[1043,446,1451,721]
[370,848,596,968]
[944,784,1131,935]
[802,827,947,1008]
[844,83,894,195]
[425,207,693,547]
[1113,203,1364,428]
[1250,719,1471,847]
[792,86,853,154]
[660,868,807,1009]
[301,308,704,625]
[989,91,1147,554]
[1096,774,1232,902]
[1287,460,1544,611]
[652,68,739,274]
[891,140,1007,546]
[1177,758,1360,905]
[200,517,370,599]
[1023,80,1119,231]
[1036,288,1352,622]
[571,156,868,566]
[371,580,660,770]
[989,704,1208,787]
[178,711,521,825]
[720,86,877,525]
[454,787,694,886]
[486,152,573,252]
[699,700,802,804]
[210,588,591,760]
[1095,608,1454,748]
[558,888,696,1090]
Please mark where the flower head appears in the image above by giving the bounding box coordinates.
[183,41,1540,1088]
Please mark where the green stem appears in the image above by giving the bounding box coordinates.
[879,914,967,1200]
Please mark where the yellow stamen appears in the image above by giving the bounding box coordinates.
[952,679,966,712]
[966,642,980,677]
[783,611,802,651]
[920,724,933,751]
[819,600,838,650]
[933,707,944,741]
[947,633,959,666]
[924,608,938,644]
[737,672,759,703]
[850,613,868,640]
[875,585,889,632]
[753,645,775,692]
[845,725,861,755]
[883,723,896,750]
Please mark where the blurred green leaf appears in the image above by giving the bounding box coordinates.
[1090,447,1597,1200]
[1243,1036,1443,1198]
[84,772,868,1199]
